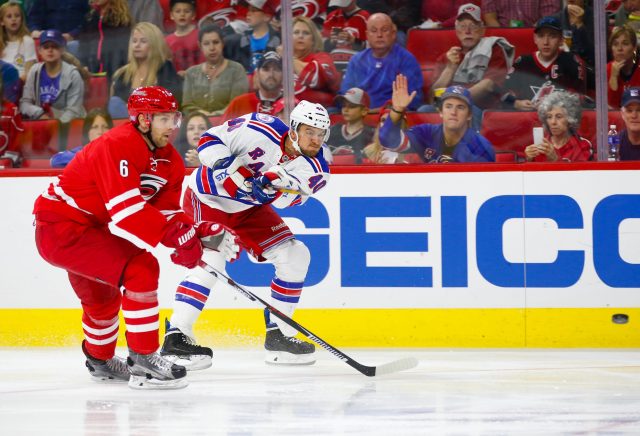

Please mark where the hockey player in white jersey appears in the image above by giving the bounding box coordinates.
[161,100,331,368]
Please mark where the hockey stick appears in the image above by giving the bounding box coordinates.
[199,261,418,377]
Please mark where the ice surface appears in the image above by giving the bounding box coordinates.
[1,348,639,435]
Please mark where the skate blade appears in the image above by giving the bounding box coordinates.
[265,350,316,366]
[127,375,189,390]
[89,375,129,384]
[162,354,212,371]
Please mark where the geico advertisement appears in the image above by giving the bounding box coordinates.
[1,171,639,309]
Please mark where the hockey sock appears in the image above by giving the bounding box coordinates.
[122,291,160,355]
[170,266,217,338]
[267,277,302,336]
[82,313,119,361]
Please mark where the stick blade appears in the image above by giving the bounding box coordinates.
[374,357,419,376]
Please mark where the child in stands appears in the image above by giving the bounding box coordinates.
[165,0,203,77]
[0,1,36,81]
[19,29,86,123]
[328,87,374,164]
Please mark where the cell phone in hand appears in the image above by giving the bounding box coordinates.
[533,127,544,145]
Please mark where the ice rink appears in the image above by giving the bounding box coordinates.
[1,348,639,435]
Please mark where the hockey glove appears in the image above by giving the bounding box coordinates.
[161,220,203,269]
[251,175,278,204]
[197,222,241,262]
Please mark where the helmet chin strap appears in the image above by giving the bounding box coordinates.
[289,127,302,154]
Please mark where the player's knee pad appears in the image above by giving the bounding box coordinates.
[263,239,310,282]
[122,251,159,293]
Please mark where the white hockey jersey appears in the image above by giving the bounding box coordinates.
[189,112,331,213]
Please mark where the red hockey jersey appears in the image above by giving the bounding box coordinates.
[33,122,187,247]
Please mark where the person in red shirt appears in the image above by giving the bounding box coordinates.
[0,76,24,168]
[524,90,592,162]
[222,50,283,121]
[322,0,369,50]
[32,86,235,389]
[607,25,640,108]
[165,0,204,76]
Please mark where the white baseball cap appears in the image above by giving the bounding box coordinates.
[329,0,352,7]
[456,3,482,23]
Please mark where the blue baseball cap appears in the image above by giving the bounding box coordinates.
[40,29,66,48]
[534,16,562,34]
[622,87,640,108]
[440,85,473,107]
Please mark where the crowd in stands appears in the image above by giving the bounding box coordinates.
[0,0,639,169]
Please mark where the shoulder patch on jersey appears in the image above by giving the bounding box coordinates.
[256,113,275,123]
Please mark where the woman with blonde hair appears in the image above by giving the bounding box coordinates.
[109,21,182,117]
[0,1,36,81]
[78,0,132,80]
[608,25,640,108]
[285,15,341,107]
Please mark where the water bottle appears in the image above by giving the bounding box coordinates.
[607,124,619,162]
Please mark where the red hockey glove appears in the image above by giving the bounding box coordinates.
[161,220,203,269]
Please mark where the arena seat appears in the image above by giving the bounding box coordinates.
[406,112,442,126]
[158,0,175,33]
[84,76,109,110]
[480,110,539,154]
[21,158,52,168]
[579,111,623,147]
[20,119,61,158]
[65,118,85,150]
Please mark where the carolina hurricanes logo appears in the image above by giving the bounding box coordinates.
[140,174,168,200]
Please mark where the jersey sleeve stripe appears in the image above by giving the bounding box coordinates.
[397,130,411,153]
[110,202,146,225]
[106,188,142,210]
[247,121,281,146]
[197,133,225,153]
[50,184,94,215]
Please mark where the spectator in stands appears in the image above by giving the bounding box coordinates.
[328,87,374,163]
[614,0,640,26]
[281,15,341,107]
[20,29,86,123]
[362,100,420,163]
[482,0,560,28]
[380,75,495,163]
[166,0,203,77]
[323,0,369,51]
[78,0,132,81]
[357,0,422,45]
[27,0,89,55]
[225,0,280,73]
[182,24,248,116]
[109,22,182,118]
[340,13,423,110]
[0,59,19,103]
[502,16,586,111]
[174,110,211,167]
[0,74,24,167]
[429,3,514,127]
[127,0,164,30]
[608,25,640,108]
[50,108,113,168]
[551,0,594,70]
[222,50,282,121]
[618,86,640,160]
[421,0,480,28]
[0,1,35,81]
[524,90,592,162]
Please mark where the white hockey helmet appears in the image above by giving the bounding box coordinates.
[289,100,331,153]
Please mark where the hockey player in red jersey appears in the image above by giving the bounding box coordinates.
[33,86,232,390]
[160,100,331,369]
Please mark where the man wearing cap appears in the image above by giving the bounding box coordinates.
[222,51,283,120]
[502,16,587,111]
[482,0,559,28]
[340,13,423,110]
[618,87,640,160]
[19,29,86,123]
[225,0,281,73]
[328,87,374,163]
[380,73,495,163]
[430,3,514,113]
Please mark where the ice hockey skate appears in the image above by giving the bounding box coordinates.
[264,328,316,365]
[127,350,188,390]
[82,340,129,383]
[160,319,213,370]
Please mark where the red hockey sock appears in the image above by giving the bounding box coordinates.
[121,291,160,354]
[82,313,119,361]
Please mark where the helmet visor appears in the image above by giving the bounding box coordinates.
[151,112,183,130]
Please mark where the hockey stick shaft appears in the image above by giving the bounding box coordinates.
[199,261,417,377]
